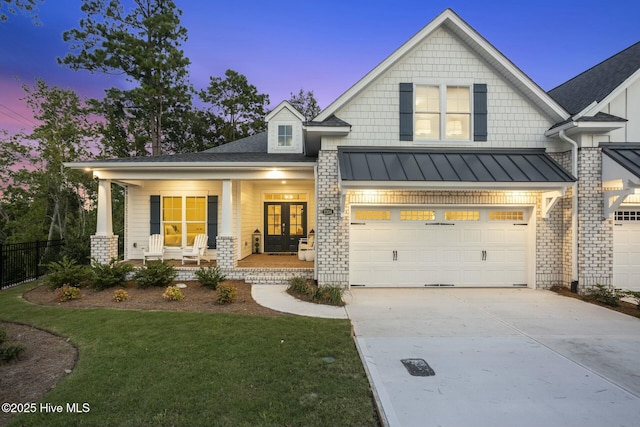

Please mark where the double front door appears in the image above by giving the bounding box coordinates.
[264,202,307,253]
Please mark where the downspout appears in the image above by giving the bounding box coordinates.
[558,129,579,284]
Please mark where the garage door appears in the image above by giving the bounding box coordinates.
[350,207,530,287]
[613,209,640,291]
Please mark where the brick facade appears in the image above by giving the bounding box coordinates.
[90,234,119,264]
[216,235,238,270]
[577,148,613,290]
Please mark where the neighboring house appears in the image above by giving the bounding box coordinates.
[67,9,640,292]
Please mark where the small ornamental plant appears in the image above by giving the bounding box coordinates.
[113,289,130,303]
[55,284,82,302]
[216,284,237,305]
[163,285,184,302]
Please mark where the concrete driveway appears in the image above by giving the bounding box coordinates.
[345,288,640,427]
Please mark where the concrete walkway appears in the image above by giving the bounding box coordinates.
[252,286,640,427]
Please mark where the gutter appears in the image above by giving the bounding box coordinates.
[558,129,579,284]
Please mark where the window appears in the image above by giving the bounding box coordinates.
[400,210,436,221]
[278,125,293,147]
[354,210,391,221]
[489,211,524,221]
[615,210,640,221]
[162,196,206,247]
[444,211,479,221]
[415,85,470,140]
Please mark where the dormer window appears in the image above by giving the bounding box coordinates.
[278,125,293,147]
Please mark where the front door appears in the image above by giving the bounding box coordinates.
[264,202,307,252]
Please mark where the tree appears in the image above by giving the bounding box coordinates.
[0,0,42,23]
[288,88,321,121]
[59,0,191,156]
[0,80,97,261]
[200,69,270,145]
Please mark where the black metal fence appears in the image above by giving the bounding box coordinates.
[0,240,65,289]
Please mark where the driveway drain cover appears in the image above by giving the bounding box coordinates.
[401,358,435,377]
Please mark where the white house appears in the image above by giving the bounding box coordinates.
[67,9,640,293]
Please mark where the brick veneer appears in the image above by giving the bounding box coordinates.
[216,235,238,270]
[90,234,119,264]
[577,147,613,291]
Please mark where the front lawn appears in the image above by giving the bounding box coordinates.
[0,282,378,426]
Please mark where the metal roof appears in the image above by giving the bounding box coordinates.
[601,144,640,179]
[338,148,575,183]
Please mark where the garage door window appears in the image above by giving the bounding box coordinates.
[489,211,524,221]
[444,211,479,221]
[615,210,640,221]
[354,210,391,220]
[400,210,436,221]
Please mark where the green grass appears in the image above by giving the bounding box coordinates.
[0,281,378,426]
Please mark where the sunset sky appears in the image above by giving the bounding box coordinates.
[1,0,639,136]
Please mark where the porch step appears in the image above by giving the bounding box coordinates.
[244,273,313,286]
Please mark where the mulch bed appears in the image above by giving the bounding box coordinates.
[23,280,285,317]
[550,285,640,319]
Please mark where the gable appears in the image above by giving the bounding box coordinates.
[266,102,304,154]
[322,25,564,151]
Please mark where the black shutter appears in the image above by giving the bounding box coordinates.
[474,84,487,141]
[150,195,160,235]
[207,196,218,249]
[399,83,413,141]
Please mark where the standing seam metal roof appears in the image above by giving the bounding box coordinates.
[601,144,640,179]
[338,148,575,183]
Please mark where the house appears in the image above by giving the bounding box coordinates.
[67,9,640,292]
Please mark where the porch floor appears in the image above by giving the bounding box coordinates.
[126,253,313,269]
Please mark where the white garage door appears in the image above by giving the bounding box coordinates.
[613,209,640,291]
[350,207,531,287]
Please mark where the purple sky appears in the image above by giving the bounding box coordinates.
[1,0,639,135]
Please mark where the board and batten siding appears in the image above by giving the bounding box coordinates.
[126,181,222,260]
[322,26,562,152]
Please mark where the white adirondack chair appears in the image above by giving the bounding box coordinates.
[298,235,315,262]
[143,234,165,265]
[182,234,209,265]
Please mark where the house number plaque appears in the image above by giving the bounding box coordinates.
[322,208,334,215]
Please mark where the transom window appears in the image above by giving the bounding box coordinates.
[278,125,293,147]
[489,211,524,221]
[415,85,470,140]
[162,196,206,247]
[400,210,436,221]
[354,210,391,221]
[615,210,640,221]
[444,210,479,221]
[264,193,307,201]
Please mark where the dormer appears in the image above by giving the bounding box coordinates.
[266,101,305,154]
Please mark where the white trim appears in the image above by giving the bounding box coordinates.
[541,190,564,219]
[95,179,113,236]
[582,68,640,117]
[266,100,305,122]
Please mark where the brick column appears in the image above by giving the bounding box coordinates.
[216,235,237,270]
[577,147,613,292]
[316,150,349,286]
[91,234,118,264]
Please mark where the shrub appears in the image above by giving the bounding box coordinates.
[90,258,134,290]
[55,285,82,302]
[195,266,226,290]
[287,277,345,306]
[47,256,90,290]
[287,276,313,295]
[113,289,130,303]
[0,325,26,363]
[0,343,25,363]
[313,285,344,306]
[584,284,624,307]
[216,284,237,305]
[133,260,176,289]
[163,285,184,301]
